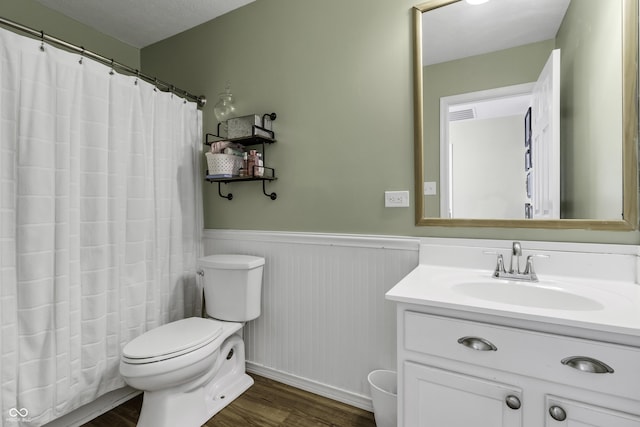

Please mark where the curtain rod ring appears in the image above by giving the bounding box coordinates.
[79,47,85,64]
[134,69,139,85]
[39,30,45,51]
[109,59,115,75]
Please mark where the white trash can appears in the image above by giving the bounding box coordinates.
[367,370,397,427]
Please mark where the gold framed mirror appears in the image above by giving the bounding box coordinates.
[413,0,638,230]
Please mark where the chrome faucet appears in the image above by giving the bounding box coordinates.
[491,241,543,282]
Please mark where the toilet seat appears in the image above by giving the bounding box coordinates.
[122,317,223,364]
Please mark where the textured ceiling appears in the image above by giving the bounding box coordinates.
[35,0,255,48]
[423,0,571,65]
[34,0,571,56]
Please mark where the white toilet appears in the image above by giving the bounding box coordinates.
[119,254,265,427]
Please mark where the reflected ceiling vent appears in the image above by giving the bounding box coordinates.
[449,108,476,121]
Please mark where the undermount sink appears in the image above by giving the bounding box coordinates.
[452,280,605,311]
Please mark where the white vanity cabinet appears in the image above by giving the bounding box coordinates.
[397,307,640,427]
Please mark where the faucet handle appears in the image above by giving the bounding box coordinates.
[525,253,550,263]
[484,250,507,277]
[492,254,506,277]
[522,254,550,280]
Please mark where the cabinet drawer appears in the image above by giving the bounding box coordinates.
[404,311,640,402]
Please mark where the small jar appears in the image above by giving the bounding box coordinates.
[239,152,248,177]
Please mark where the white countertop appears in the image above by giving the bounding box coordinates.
[386,264,640,339]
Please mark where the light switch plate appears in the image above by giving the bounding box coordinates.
[385,191,410,207]
[424,182,437,195]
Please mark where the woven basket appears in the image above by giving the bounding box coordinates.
[206,153,242,176]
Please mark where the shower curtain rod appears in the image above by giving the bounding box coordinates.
[0,16,207,107]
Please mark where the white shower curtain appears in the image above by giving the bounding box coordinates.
[0,27,203,426]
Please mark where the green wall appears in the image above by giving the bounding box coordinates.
[114,0,636,244]
[0,0,139,69]
[141,0,639,244]
[142,0,418,236]
[557,0,623,219]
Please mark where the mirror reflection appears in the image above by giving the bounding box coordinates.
[417,0,634,225]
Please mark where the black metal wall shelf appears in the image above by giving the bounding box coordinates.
[204,112,278,200]
[205,113,277,146]
[206,168,277,200]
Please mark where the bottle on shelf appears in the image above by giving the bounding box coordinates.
[247,150,257,177]
[240,152,248,177]
[255,153,264,177]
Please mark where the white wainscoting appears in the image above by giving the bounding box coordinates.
[202,230,420,411]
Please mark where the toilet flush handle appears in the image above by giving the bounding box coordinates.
[197,269,204,276]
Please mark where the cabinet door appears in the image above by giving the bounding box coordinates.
[404,362,523,427]
[546,396,640,427]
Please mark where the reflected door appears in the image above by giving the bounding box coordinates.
[530,49,561,219]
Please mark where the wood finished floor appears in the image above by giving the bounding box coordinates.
[81,373,376,427]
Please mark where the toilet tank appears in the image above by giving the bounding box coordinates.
[197,254,265,322]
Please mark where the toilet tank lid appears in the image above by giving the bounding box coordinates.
[198,254,265,270]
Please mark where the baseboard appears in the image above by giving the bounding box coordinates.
[246,362,374,412]
[42,387,141,427]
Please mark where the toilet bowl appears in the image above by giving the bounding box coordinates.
[119,254,265,427]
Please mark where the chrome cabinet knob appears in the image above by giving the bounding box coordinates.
[549,405,567,421]
[505,395,521,410]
